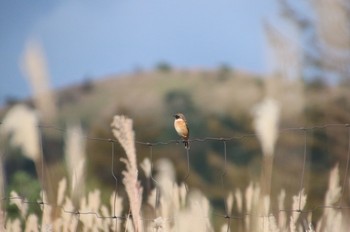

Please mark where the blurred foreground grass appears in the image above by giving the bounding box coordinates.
[1,68,350,231]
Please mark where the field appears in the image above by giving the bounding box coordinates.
[1,68,350,231]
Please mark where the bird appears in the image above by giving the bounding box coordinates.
[173,113,190,149]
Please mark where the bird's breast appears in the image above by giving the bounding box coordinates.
[174,119,189,139]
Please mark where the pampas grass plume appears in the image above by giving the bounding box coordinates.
[325,164,341,206]
[21,39,56,122]
[253,98,280,197]
[140,158,151,179]
[111,115,143,232]
[226,192,234,216]
[1,105,41,162]
[290,189,307,232]
[64,123,86,203]
[253,98,280,157]
[235,189,243,213]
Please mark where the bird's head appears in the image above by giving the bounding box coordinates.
[173,113,185,120]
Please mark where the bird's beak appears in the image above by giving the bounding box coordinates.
[173,114,177,118]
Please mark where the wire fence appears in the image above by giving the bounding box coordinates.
[1,122,350,231]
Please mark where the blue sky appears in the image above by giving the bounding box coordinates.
[0,0,280,105]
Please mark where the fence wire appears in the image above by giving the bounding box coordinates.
[1,122,350,231]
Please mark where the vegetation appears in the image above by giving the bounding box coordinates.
[1,67,350,231]
[266,0,350,83]
[1,113,349,231]
[1,0,349,229]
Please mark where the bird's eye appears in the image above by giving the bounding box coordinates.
[175,115,179,119]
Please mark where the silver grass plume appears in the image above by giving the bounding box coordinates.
[64,123,86,205]
[253,98,280,197]
[21,39,57,123]
[111,115,143,231]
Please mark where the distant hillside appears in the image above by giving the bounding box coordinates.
[53,68,262,127]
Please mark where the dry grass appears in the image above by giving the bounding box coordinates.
[1,115,349,231]
[21,39,57,123]
[64,123,86,205]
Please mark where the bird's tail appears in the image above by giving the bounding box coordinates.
[184,140,190,150]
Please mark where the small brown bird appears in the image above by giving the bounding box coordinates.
[173,113,190,149]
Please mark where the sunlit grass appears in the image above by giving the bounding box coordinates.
[2,115,349,231]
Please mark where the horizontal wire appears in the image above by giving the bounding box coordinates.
[1,122,346,146]
[2,195,350,221]
[1,122,350,226]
